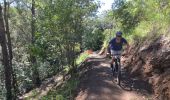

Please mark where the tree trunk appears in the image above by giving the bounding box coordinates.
[4,1,18,99]
[31,0,41,87]
[0,4,13,100]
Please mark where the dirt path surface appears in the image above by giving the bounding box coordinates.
[75,53,153,100]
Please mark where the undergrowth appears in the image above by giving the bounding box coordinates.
[41,76,79,100]
[76,52,89,65]
[41,52,89,100]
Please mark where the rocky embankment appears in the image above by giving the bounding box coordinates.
[124,35,170,100]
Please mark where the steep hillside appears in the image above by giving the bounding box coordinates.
[124,34,170,100]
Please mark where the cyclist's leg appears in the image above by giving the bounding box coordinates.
[117,50,122,68]
[114,50,122,71]
[113,51,121,84]
[116,51,122,78]
[111,56,115,71]
[111,50,117,72]
[110,50,115,66]
[109,50,115,75]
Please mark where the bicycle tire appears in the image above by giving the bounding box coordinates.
[117,68,121,85]
[110,56,121,85]
[115,59,121,85]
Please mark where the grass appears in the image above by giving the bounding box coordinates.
[123,20,167,45]
[76,52,89,65]
[41,76,79,100]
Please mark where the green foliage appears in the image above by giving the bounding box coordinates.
[112,1,144,33]
[82,25,104,51]
[106,0,170,44]
[102,29,117,48]
[55,95,64,100]
[76,52,89,65]
[0,0,99,98]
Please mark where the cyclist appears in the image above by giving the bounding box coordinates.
[107,31,130,71]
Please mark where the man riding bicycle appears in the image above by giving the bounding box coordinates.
[107,31,130,71]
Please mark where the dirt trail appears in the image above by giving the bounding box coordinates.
[75,53,153,100]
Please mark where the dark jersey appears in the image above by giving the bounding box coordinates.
[109,37,127,51]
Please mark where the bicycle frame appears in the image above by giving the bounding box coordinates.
[111,55,121,85]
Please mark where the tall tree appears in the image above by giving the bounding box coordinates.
[4,0,18,99]
[0,4,12,100]
[31,0,41,87]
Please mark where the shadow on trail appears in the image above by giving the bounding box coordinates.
[76,58,123,100]
[75,57,154,100]
[118,67,153,95]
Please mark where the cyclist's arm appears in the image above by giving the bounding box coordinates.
[107,39,113,54]
[107,44,111,54]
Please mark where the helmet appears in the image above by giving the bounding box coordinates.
[116,31,122,36]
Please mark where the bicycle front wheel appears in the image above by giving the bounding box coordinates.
[117,70,121,85]
[117,62,121,85]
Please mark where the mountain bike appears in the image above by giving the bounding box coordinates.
[110,54,121,85]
